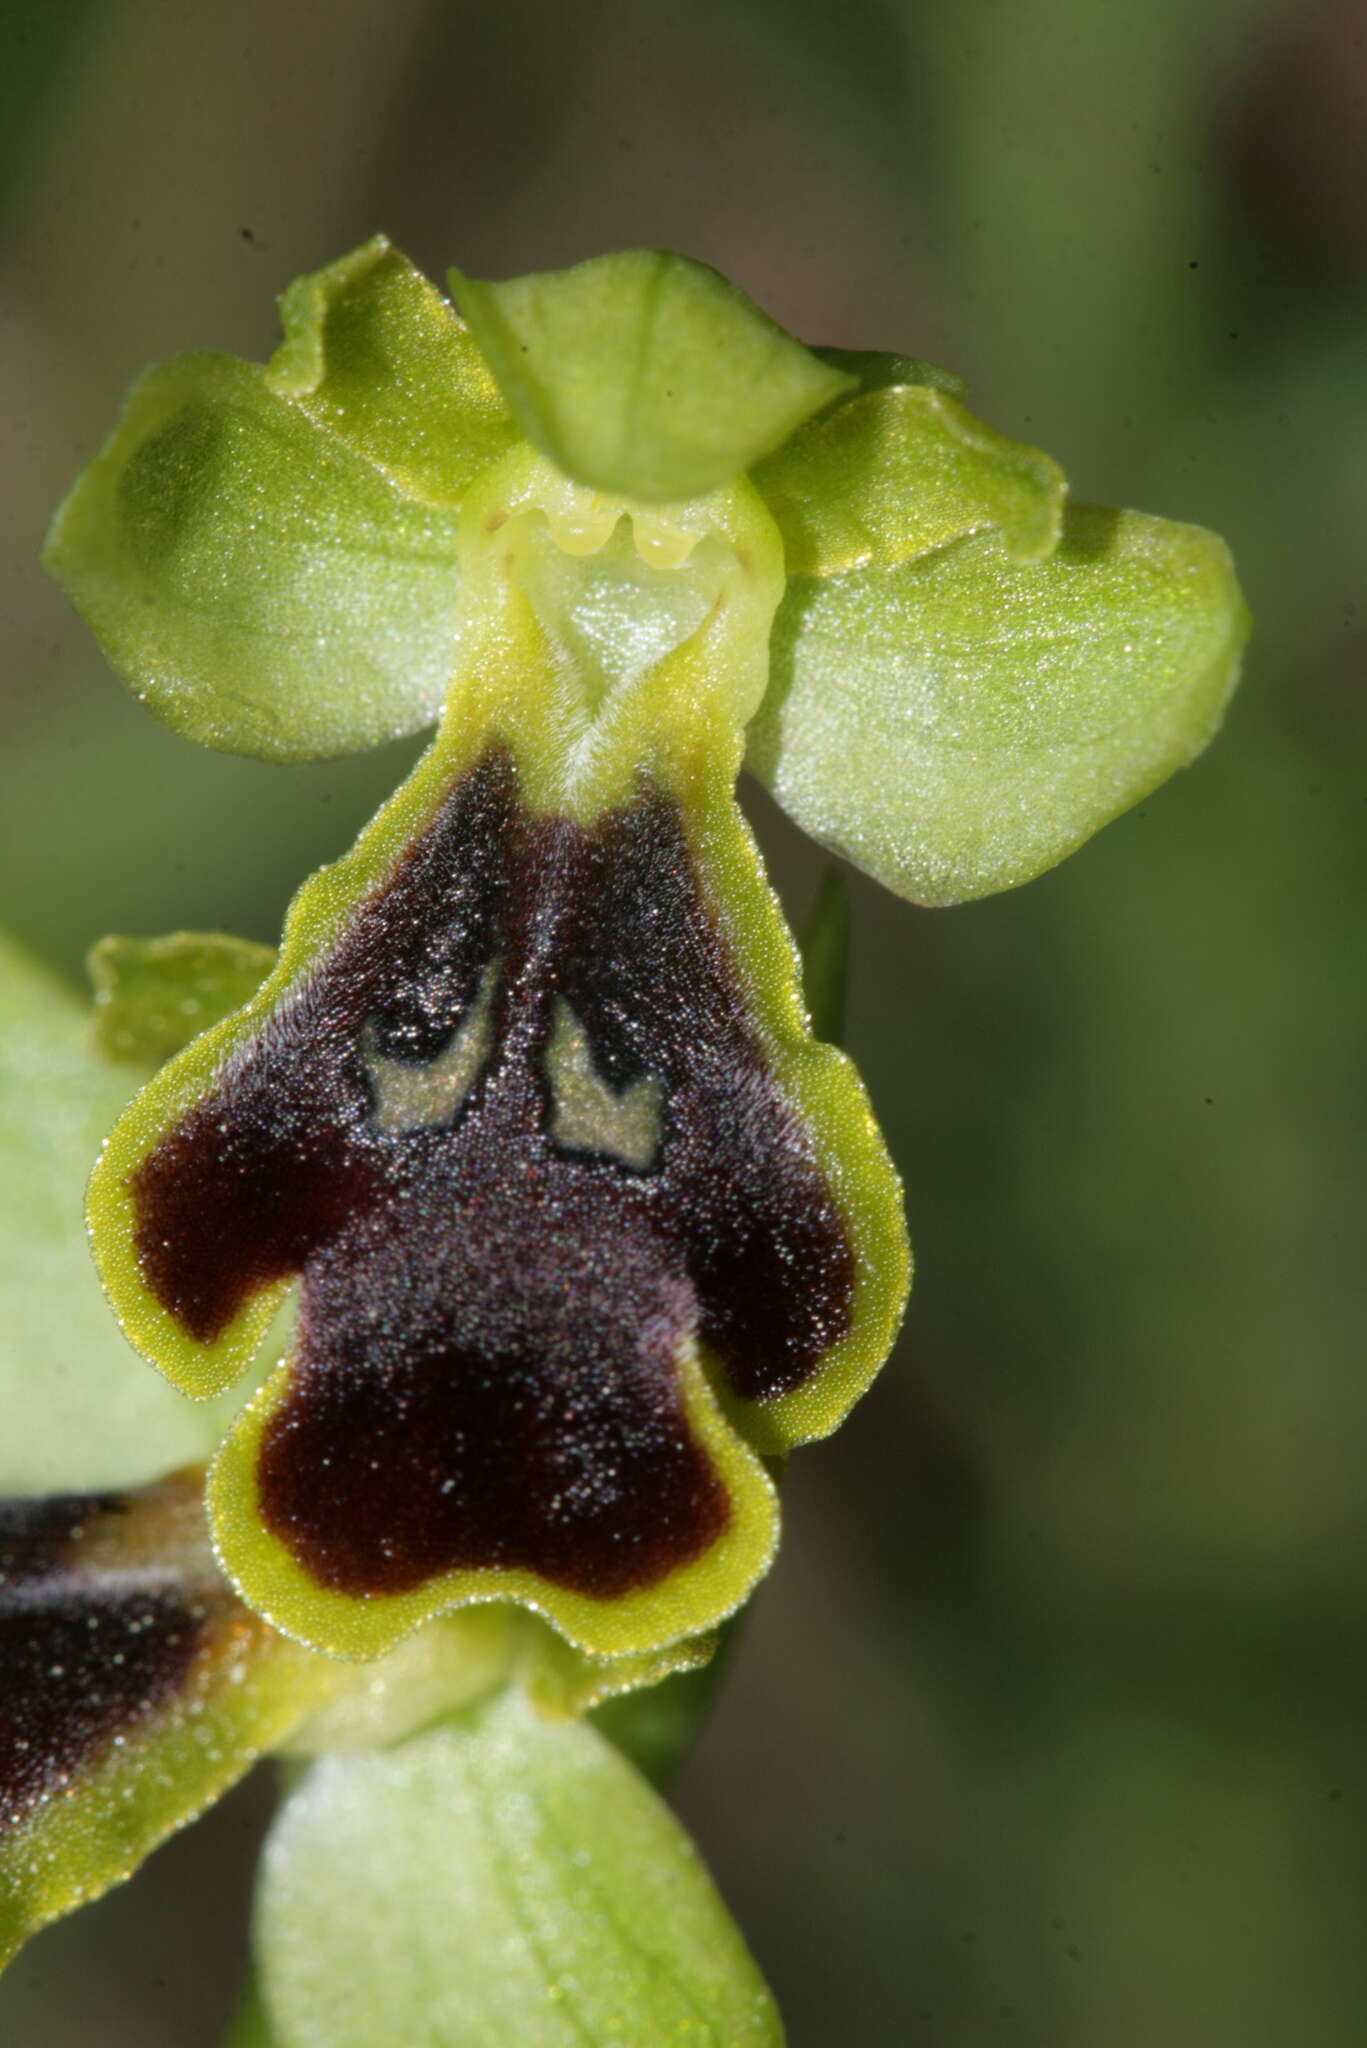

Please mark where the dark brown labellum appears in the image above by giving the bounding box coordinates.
[130,748,855,1605]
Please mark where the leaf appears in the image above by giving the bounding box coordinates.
[748,503,1250,908]
[0,1468,340,1968]
[753,383,1066,577]
[43,352,464,761]
[0,932,240,1492]
[254,1688,784,2048]
[266,234,516,506]
[451,249,853,502]
[88,931,276,1063]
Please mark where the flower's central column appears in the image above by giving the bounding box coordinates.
[449,446,787,819]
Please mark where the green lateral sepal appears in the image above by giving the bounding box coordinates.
[749,503,1250,907]
[87,463,907,1664]
[89,931,277,1063]
[752,381,1066,577]
[0,1467,342,1968]
[43,351,465,762]
[44,237,527,762]
[451,249,854,502]
[252,1689,783,2048]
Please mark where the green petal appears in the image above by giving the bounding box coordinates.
[254,1690,783,2048]
[811,345,967,402]
[748,503,1249,908]
[89,931,276,1063]
[753,383,1065,577]
[43,352,463,761]
[0,933,237,1492]
[451,250,852,502]
[266,235,516,507]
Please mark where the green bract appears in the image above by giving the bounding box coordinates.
[254,1689,782,2048]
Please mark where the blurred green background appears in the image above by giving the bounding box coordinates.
[1,1,1363,2042]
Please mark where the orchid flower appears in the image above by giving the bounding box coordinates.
[1,241,1246,2039]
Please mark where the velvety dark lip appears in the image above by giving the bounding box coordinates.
[131,743,853,1601]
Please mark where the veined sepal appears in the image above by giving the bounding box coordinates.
[749,503,1250,906]
[41,237,512,762]
[451,248,853,503]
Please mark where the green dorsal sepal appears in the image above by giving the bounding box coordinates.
[451,249,854,503]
